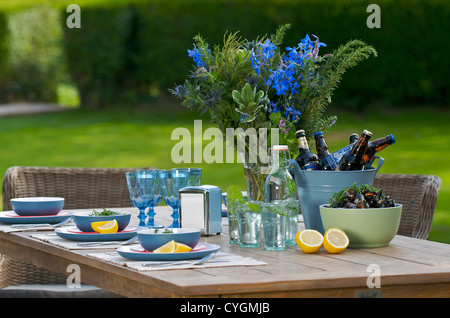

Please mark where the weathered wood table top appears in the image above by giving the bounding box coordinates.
[0,206,449,298]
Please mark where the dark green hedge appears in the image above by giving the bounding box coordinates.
[2,0,449,108]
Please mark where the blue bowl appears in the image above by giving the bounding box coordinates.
[137,228,201,251]
[72,211,131,232]
[11,197,65,216]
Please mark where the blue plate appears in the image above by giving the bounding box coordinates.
[55,226,138,241]
[0,211,72,224]
[117,243,220,261]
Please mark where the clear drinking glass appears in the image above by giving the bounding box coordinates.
[126,170,155,227]
[226,198,240,244]
[159,169,190,228]
[285,199,300,246]
[236,200,262,248]
[261,201,287,251]
[188,168,202,186]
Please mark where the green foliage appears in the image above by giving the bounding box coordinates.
[1,6,65,102]
[232,84,265,124]
[62,5,135,108]
[298,40,378,139]
[0,0,449,107]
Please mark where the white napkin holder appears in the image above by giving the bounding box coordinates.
[179,185,222,236]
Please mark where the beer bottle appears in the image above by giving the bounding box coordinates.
[314,132,332,170]
[338,130,372,171]
[349,133,359,144]
[295,130,322,170]
[363,134,395,164]
[317,133,359,170]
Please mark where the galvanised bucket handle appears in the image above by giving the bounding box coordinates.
[368,156,384,174]
[288,159,307,184]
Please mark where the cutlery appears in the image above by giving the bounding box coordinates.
[77,235,139,247]
[10,217,72,229]
[121,235,138,245]
[77,241,122,247]
[142,252,217,268]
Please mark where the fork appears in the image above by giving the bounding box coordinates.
[141,252,217,268]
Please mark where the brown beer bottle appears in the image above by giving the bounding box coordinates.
[295,130,322,170]
[314,132,332,170]
[338,130,372,171]
[363,134,395,164]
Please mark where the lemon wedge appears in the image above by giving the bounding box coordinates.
[96,219,118,234]
[174,242,192,253]
[295,229,323,253]
[323,228,349,254]
[91,221,111,232]
[153,240,176,253]
[153,240,192,253]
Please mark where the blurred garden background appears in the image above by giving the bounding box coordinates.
[0,0,448,242]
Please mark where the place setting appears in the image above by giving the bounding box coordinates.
[87,226,266,271]
[0,197,73,233]
[31,208,139,249]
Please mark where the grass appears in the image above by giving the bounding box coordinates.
[0,102,449,244]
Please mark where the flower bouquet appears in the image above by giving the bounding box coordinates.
[171,24,377,200]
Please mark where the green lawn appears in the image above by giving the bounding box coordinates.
[0,103,449,243]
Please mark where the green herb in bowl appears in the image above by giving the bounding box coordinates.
[89,208,119,216]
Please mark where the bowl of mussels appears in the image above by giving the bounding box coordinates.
[319,184,402,248]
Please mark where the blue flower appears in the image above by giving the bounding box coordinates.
[250,50,261,75]
[284,106,301,122]
[249,39,277,75]
[258,39,277,60]
[188,44,211,68]
[300,34,313,49]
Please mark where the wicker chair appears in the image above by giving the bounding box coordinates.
[373,173,442,240]
[0,166,148,296]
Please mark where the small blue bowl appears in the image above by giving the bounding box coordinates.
[11,197,65,216]
[137,228,201,251]
[72,211,131,232]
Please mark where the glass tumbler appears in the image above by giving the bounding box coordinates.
[236,200,262,248]
[285,199,300,246]
[226,198,240,244]
[261,201,287,251]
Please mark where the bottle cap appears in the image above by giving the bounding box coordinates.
[362,130,372,136]
[389,134,396,144]
[295,130,305,136]
[314,132,323,136]
[272,145,289,151]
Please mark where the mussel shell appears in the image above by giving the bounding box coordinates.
[345,202,358,209]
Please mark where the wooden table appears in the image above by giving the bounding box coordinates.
[0,206,449,298]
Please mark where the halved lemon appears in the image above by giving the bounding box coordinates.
[323,228,349,254]
[91,220,111,232]
[96,219,118,234]
[295,229,323,253]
